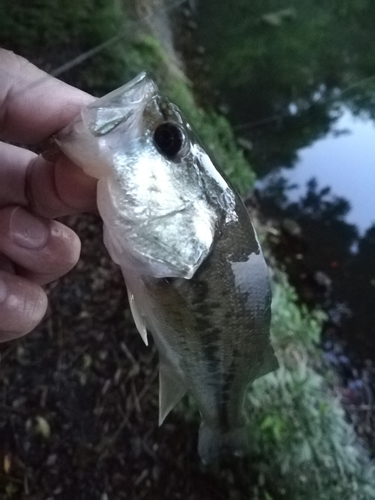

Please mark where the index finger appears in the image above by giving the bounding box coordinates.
[0,49,94,144]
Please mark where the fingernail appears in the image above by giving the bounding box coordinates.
[10,207,49,250]
[0,278,6,303]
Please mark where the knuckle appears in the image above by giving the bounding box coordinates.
[0,272,47,336]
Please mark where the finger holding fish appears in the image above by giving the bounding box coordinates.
[0,50,98,340]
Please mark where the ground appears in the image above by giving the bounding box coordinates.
[0,214,259,499]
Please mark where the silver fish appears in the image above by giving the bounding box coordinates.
[56,73,278,463]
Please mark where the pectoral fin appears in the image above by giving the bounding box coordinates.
[159,362,187,425]
[127,288,148,346]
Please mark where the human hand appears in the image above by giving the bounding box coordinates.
[0,49,97,342]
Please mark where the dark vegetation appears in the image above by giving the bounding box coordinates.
[197,0,375,175]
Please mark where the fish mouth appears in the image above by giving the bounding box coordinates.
[90,72,158,110]
[79,72,159,141]
[121,72,158,104]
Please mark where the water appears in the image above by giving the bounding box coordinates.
[195,0,375,361]
[270,108,375,234]
[256,107,375,358]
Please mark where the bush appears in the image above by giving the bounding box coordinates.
[245,278,375,500]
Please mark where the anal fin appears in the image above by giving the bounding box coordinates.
[159,362,187,425]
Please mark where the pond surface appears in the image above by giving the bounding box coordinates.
[195,0,375,360]
[266,109,375,234]
[256,107,375,359]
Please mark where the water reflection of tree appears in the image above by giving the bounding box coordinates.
[261,177,357,272]
[260,176,375,356]
[197,0,375,176]
[342,225,375,354]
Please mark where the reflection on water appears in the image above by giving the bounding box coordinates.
[256,109,375,357]
[268,108,375,233]
[195,0,375,359]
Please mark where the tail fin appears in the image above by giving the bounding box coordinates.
[198,424,248,464]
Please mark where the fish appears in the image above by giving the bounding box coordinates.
[55,72,278,463]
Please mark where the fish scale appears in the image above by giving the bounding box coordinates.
[55,72,278,463]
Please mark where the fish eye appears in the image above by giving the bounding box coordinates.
[153,122,184,157]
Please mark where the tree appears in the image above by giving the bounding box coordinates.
[197,0,375,175]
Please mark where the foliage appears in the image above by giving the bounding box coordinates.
[270,276,324,351]
[244,277,375,499]
[197,0,375,175]
[0,0,255,194]
[0,0,129,93]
